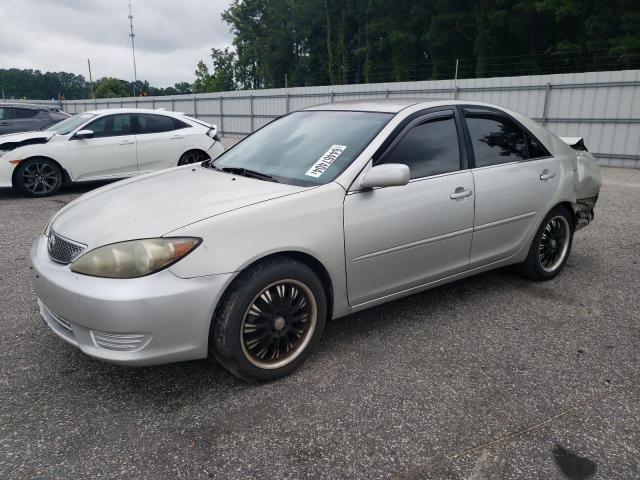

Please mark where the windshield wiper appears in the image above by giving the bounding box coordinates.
[220,167,279,183]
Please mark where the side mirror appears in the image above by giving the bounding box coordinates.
[74,129,94,140]
[360,163,410,189]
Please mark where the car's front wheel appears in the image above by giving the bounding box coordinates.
[178,150,210,166]
[519,205,574,280]
[210,257,327,381]
[14,158,63,197]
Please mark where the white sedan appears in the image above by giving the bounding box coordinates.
[0,108,224,197]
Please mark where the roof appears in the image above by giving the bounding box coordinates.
[0,102,60,110]
[304,98,423,113]
[82,108,185,116]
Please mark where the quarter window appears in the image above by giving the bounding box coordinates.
[84,114,132,138]
[134,114,176,134]
[465,113,527,167]
[379,114,460,179]
[14,108,39,119]
[526,133,549,159]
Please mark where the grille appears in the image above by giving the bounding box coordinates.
[91,331,151,352]
[48,231,86,264]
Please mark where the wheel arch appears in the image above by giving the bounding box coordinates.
[11,155,72,187]
[177,148,211,165]
[216,250,335,322]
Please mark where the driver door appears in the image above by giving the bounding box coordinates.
[66,113,138,180]
[343,109,475,306]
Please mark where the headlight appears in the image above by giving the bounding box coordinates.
[70,237,201,278]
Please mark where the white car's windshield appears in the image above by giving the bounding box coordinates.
[211,110,393,186]
[46,113,96,135]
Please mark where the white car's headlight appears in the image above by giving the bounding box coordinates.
[70,238,201,278]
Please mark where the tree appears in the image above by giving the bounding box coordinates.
[193,60,215,93]
[94,77,129,98]
[174,82,193,94]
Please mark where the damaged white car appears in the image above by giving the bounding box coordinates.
[0,108,224,197]
[31,99,600,381]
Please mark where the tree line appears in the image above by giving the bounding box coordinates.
[0,68,193,100]
[3,0,639,99]
[194,0,640,91]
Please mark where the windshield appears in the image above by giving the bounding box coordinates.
[212,110,393,186]
[45,113,96,134]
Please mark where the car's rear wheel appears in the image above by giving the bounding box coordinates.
[210,257,327,381]
[178,150,209,166]
[518,206,574,280]
[15,158,63,197]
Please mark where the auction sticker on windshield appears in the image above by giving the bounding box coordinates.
[305,145,347,178]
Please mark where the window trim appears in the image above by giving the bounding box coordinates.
[373,107,467,180]
[71,113,133,140]
[457,105,552,169]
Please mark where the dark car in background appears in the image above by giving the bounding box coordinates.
[0,103,70,135]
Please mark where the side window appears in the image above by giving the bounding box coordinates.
[379,114,460,179]
[0,108,15,120]
[173,118,191,129]
[526,133,549,158]
[14,108,39,119]
[84,114,131,138]
[465,112,527,167]
[135,114,176,134]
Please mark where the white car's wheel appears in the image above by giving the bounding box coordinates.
[15,158,63,197]
[178,150,210,166]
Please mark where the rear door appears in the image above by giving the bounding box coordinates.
[66,113,138,180]
[12,107,41,132]
[344,109,475,306]
[133,114,189,173]
[461,107,560,267]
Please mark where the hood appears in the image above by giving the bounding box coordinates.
[50,166,308,248]
[0,131,55,150]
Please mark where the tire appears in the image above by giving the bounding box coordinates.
[178,150,210,166]
[518,205,574,281]
[210,257,327,382]
[14,158,63,197]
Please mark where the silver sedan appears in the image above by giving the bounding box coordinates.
[31,99,601,381]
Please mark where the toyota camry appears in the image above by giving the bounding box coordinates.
[31,99,601,381]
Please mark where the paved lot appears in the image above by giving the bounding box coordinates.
[0,165,638,479]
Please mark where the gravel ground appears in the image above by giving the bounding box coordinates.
[0,162,638,479]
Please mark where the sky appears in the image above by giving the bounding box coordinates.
[0,0,234,87]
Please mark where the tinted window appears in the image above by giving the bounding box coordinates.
[527,133,549,158]
[213,110,392,186]
[466,113,527,167]
[173,118,191,129]
[84,114,131,138]
[380,115,460,178]
[0,108,14,120]
[14,108,39,119]
[135,114,176,134]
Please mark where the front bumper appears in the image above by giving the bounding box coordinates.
[0,157,16,188]
[31,234,234,366]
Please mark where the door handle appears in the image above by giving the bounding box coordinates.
[119,140,134,145]
[0,122,9,126]
[450,187,473,200]
[540,169,555,181]
[169,135,184,140]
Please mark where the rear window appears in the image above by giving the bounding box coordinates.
[14,108,39,119]
[134,114,177,134]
